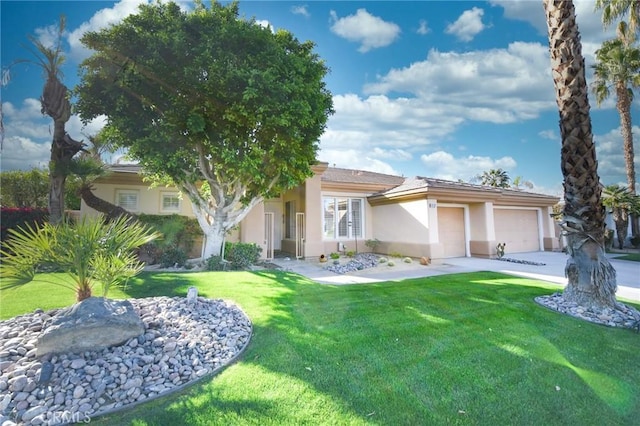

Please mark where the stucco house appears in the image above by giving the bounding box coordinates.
[81,163,561,260]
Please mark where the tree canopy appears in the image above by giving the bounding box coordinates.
[75,1,333,257]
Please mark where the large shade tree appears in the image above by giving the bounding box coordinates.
[592,37,640,234]
[543,0,617,308]
[75,1,333,258]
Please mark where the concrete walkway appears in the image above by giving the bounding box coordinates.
[271,251,639,302]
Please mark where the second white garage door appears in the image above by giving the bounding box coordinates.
[494,209,540,253]
[438,207,466,258]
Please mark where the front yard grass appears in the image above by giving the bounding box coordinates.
[1,270,639,425]
[615,252,640,262]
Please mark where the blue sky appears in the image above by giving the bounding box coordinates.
[1,0,638,195]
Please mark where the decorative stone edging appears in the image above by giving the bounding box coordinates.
[0,296,253,425]
[323,253,380,274]
[496,257,546,266]
[535,292,640,331]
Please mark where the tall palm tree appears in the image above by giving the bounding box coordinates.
[592,37,640,234]
[479,168,510,188]
[602,184,635,248]
[543,0,617,308]
[14,15,85,224]
[596,0,640,33]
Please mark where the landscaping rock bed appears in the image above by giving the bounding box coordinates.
[0,296,252,425]
[496,257,546,266]
[535,293,640,331]
[324,253,380,274]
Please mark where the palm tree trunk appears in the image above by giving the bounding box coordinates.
[79,183,138,223]
[49,127,85,224]
[616,83,638,236]
[613,207,629,249]
[544,0,617,308]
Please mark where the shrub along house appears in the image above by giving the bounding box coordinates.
[81,163,560,261]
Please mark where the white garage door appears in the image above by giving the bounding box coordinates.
[494,209,540,253]
[438,207,466,258]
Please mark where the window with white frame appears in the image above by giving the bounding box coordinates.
[161,192,181,213]
[115,190,139,211]
[322,197,364,239]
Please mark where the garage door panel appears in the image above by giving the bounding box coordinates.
[494,209,539,253]
[438,207,466,258]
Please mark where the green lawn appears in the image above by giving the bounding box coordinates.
[615,253,640,262]
[1,270,639,425]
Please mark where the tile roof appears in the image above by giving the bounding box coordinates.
[321,167,405,186]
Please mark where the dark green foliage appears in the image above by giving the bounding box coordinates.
[159,245,188,268]
[205,255,226,271]
[224,242,262,270]
[0,169,82,210]
[137,214,201,263]
[0,207,48,243]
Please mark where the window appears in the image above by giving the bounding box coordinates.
[161,192,181,213]
[285,201,296,239]
[322,197,364,239]
[115,190,139,211]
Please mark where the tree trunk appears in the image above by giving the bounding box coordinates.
[612,207,629,249]
[48,173,66,225]
[544,0,617,309]
[79,183,138,223]
[616,83,639,236]
[48,127,85,224]
[202,225,225,260]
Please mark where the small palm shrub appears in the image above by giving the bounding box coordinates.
[0,215,160,301]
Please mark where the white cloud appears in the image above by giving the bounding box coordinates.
[66,115,107,140]
[490,0,615,44]
[322,94,464,152]
[34,23,63,50]
[538,129,558,140]
[445,7,487,42]
[318,148,399,176]
[329,9,401,53]
[255,20,274,32]
[1,99,106,170]
[364,42,554,123]
[291,5,310,18]
[417,19,430,35]
[67,0,149,61]
[594,126,640,186]
[2,99,51,140]
[420,150,517,182]
[0,136,50,170]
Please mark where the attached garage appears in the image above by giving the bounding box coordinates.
[438,206,466,258]
[494,209,541,253]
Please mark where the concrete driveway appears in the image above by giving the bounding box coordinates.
[272,251,639,302]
